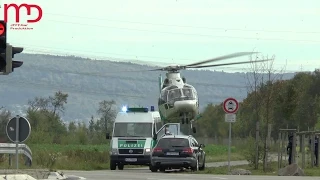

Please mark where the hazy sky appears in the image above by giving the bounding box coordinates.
[2,0,320,72]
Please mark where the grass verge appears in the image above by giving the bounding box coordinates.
[203,144,245,162]
[0,143,246,170]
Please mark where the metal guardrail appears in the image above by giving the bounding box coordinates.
[0,143,32,166]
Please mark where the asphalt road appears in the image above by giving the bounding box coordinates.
[61,156,319,180]
[62,159,252,179]
[63,169,320,180]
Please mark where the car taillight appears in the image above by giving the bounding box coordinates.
[182,147,193,154]
[153,147,162,153]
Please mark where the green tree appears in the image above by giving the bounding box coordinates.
[97,100,117,134]
[25,91,69,144]
[0,108,11,142]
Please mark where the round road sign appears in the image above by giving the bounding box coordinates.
[0,23,5,36]
[223,97,239,114]
[6,116,31,143]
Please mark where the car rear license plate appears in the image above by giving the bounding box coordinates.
[166,152,179,155]
[125,158,137,162]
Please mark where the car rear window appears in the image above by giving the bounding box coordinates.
[156,138,189,148]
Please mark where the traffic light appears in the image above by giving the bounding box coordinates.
[2,44,24,74]
[0,44,24,74]
[0,20,7,72]
[0,20,24,75]
[11,46,23,72]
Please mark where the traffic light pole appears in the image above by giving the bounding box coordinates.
[15,115,20,172]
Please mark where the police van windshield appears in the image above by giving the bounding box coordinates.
[113,122,152,137]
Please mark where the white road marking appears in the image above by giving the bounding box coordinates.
[146,175,228,180]
[67,175,87,179]
[147,178,177,180]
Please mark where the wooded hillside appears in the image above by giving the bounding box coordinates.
[196,70,320,140]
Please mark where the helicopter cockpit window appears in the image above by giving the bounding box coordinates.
[182,88,196,100]
[182,88,193,98]
[159,90,168,104]
[167,88,182,103]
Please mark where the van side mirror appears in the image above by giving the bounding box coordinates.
[153,134,157,140]
[192,127,196,133]
[106,133,110,139]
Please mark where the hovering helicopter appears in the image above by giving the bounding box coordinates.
[143,52,270,125]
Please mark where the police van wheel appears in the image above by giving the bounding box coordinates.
[110,161,116,170]
[150,165,158,172]
[160,167,165,172]
[118,164,124,170]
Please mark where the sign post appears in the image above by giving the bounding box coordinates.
[223,97,239,173]
[6,115,31,172]
[15,115,19,171]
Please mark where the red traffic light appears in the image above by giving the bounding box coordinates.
[0,21,6,36]
[0,21,6,49]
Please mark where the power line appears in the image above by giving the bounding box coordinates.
[12,43,195,62]
[13,43,314,73]
[46,13,320,34]
[45,19,320,43]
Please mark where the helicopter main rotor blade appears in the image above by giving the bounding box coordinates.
[186,59,271,69]
[148,68,167,71]
[183,52,259,67]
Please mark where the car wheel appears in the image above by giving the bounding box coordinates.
[191,158,199,171]
[118,164,124,170]
[110,160,116,170]
[150,165,158,172]
[199,157,205,171]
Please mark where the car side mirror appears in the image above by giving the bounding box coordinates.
[106,133,110,139]
[199,144,205,148]
[192,127,196,133]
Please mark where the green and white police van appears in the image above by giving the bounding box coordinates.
[106,106,164,170]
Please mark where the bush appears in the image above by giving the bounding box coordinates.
[34,149,61,170]
[239,136,264,168]
[29,144,110,170]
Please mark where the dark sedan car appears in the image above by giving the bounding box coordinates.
[150,134,206,172]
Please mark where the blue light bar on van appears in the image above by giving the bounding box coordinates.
[121,106,128,112]
[151,106,155,111]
